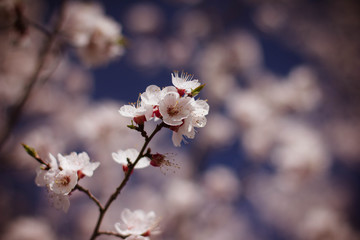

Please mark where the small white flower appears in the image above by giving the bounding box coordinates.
[58,152,100,178]
[48,191,70,213]
[172,71,200,94]
[112,148,150,170]
[35,153,58,187]
[115,208,158,237]
[191,99,210,119]
[63,2,124,66]
[158,92,193,126]
[119,101,153,125]
[171,118,194,147]
[48,168,78,195]
[171,99,209,146]
[141,85,162,106]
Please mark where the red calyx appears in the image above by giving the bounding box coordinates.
[133,115,146,125]
[152,106,162,118]
[169,120,185,132]
[122,165,134,174]
[142,230,151,237]
[77,170,86,179]
[177,88,186,97]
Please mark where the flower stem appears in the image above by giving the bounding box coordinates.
[89,122,164,240]
[75,184,103,210]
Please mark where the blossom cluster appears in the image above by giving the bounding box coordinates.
[62,1,125,66]
[35,152,100,212]
[119,71,209,147]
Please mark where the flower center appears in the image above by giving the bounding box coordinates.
[167,106,180,116]
[56,176,71,186]
[167,101,182,117]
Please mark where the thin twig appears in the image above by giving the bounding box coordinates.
[25,16,52,37]
[0,0,68,151]
[90,123,165,240]
[75,184,103,210]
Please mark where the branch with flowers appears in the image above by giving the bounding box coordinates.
[23,71,209,239]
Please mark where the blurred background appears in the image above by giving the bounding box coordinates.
[1,0,360,239]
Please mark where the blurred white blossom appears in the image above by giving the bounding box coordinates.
[115,208,159,239]
[63,1,124,66]
[112,148,150,172]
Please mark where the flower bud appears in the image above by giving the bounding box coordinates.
[150,153,165,167]
[150,153,179,174]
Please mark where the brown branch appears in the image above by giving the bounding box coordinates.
[75,184,103,210]
[25,17,52,37]
[90,122,165,240]
[0,0,68,151]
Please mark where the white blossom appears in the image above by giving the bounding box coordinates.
[115,208,158,237]
[63,2,124,66]
[171,98,209,146]
[48,191,71,213]
[119,102,153,124]
[140,85,162,106]
[171,71,200,94]
[158,92,193,126]
[48,168,78,195]
[35,153,58,187]
[112,148,150,170]
[58,152,100,177]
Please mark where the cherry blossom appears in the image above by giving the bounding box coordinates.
[112,148,150,172]
[35,153,59,187]
[115,208,158,238]
[171,71,200,95]
[158,92,193,126]
[48,168,78,195]
[140,85,162,106]
[119,101,153,125]
[58,152,100,178]
[171,98,209,146]
[47,191,70,213]
[62,1,124,66]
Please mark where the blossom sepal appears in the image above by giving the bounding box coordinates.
[189,83,206,97]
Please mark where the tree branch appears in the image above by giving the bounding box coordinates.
[75,184,103,210]
[0,0,68,151]
[89,122,164,240]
